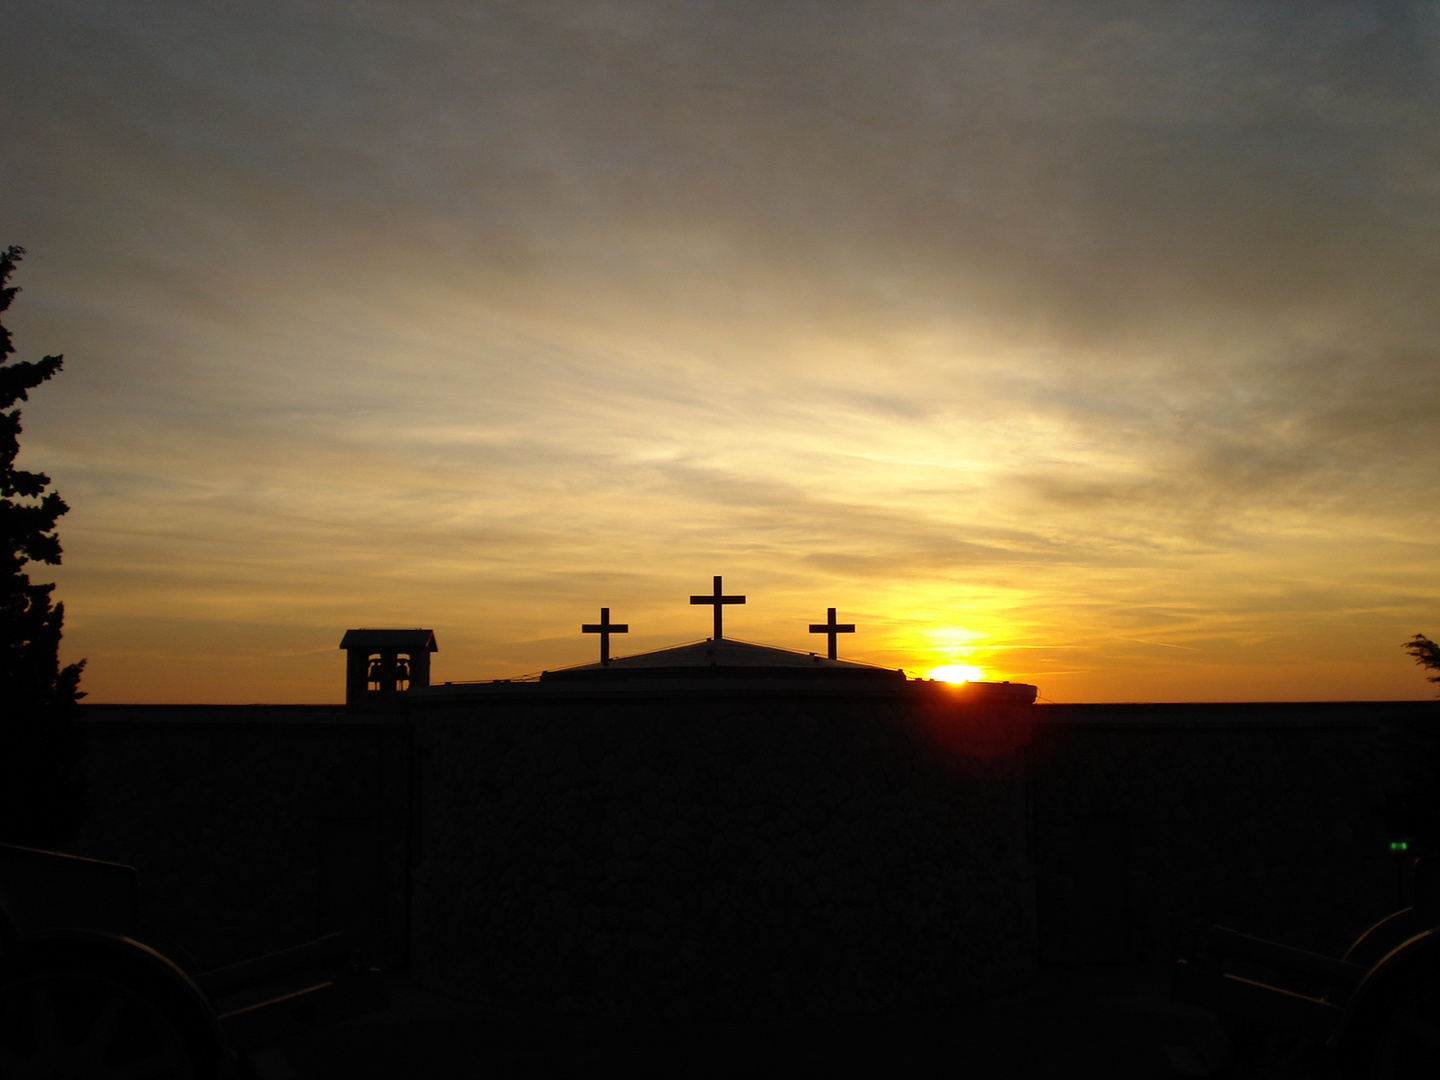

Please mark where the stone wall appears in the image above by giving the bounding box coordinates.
[407,684,1036,1017]
[67,707,409,973]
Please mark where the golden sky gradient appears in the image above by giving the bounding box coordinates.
[4,2,1438,703]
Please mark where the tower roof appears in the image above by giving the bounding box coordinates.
[539,637,905,683]
[339,629,438,652]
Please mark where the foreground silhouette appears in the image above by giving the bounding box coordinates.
[1404,634,1440,692]
[0,245,86,848]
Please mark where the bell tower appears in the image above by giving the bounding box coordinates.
[339,628,437,711]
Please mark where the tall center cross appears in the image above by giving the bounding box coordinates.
[582,607,628,664]
[809,607,855,660]
[690,575,745,640]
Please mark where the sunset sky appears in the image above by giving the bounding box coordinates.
[4,1,1439,704]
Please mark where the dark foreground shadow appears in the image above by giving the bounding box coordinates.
[271,964,1274,1079]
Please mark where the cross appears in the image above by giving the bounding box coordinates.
[581,607,628,664]
[809,607,855,660]
[690,575,745,640]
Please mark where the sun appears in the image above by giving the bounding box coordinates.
[926,663,986,683]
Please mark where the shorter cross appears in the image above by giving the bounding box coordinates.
[582,607,628,664]
[809,608,855,661]
[690,575,745,640]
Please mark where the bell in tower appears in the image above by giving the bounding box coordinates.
[339,628,437,711]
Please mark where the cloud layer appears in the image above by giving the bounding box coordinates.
[3,1,1438,701]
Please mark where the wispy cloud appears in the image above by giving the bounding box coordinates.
[4,1,1438,702]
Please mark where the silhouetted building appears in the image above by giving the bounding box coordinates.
[403,637,1037,1013]
[340,628,436,711]
[60,616,1439,1019]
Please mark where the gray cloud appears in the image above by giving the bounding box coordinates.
[6,1,1440,699]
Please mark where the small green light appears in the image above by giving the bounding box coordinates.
[1390,840,1411,853]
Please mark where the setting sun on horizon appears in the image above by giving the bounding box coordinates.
[925,664,988,685]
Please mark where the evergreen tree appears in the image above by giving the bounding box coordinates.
[1403,634,1440,692]
[0,245,87,847]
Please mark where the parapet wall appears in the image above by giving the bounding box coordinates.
[61,696,1440,1018]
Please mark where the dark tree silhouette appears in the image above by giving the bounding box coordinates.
[0,245,87,847]
[1404,634,1440,692]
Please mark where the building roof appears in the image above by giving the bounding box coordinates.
[339,629,438,651]
[539,637,906,683]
